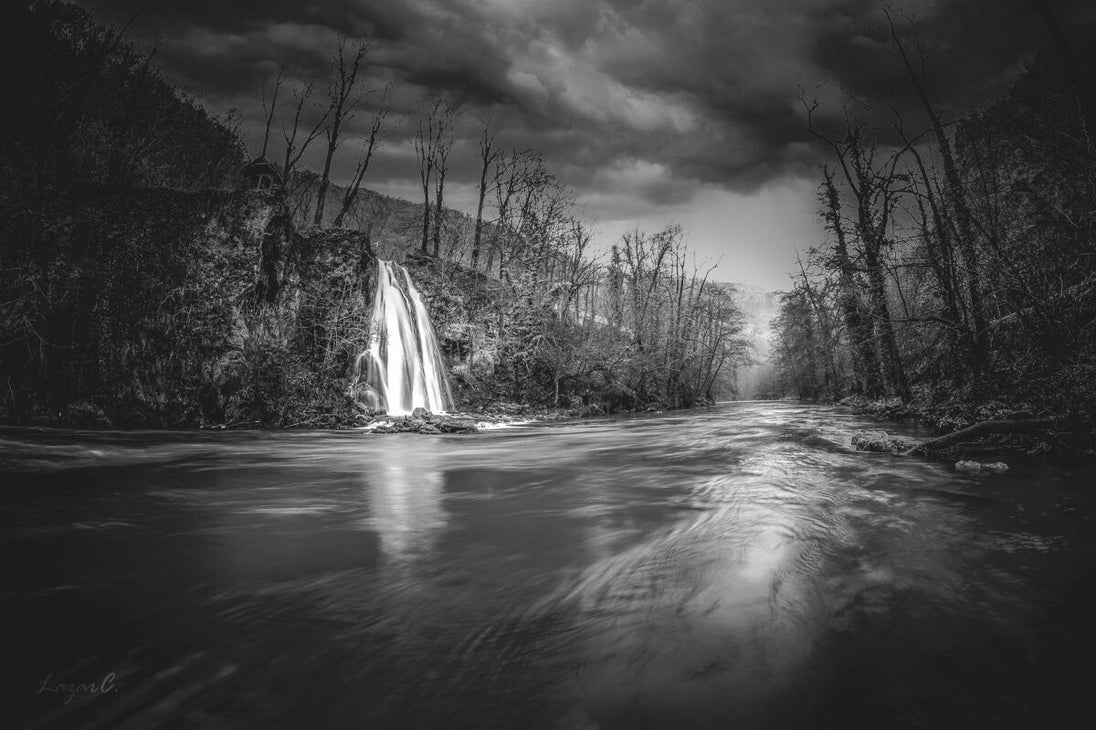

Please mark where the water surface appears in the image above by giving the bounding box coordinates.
[3,402,1095,728]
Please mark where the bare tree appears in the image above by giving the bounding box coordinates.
[431,103,460,257]
[820,164,883,394]
[486,148,525,276]
[472,117,500,271]
[885,10,989,371]
[258,64,285,160]
[806,102,910,399]
[414,99,443,253]
[314,38,370,227]
[333,86,390,228]
[411,100,459,255]
[280,81,329,184]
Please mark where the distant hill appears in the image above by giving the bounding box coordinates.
[284,173,487,267]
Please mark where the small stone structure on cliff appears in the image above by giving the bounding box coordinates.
[240,158,282,192]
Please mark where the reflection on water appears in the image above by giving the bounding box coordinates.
[3,403,1096,729]
[365,439,447,563]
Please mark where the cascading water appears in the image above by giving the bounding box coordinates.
[351,260,452,416]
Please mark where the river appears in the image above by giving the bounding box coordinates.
[3,402,1095,728]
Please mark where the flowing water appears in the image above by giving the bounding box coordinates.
[351,259,451,416]
[3,402,1095,729]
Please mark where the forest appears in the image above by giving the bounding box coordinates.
[0,1,749,428]
[770,10,1096,454]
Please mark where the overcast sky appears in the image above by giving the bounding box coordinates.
[80,0,1093,289]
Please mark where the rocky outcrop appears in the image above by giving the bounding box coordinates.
[363,411,481,434]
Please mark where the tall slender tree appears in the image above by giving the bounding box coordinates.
[333,86,390,228]
[820,164,883,394]
[472,117,499,271]
[431,103,459,257]
[886,10,989,372]
[280,81,329,184]
[314,38,370,227]
[807,104,910,399]
[257,64,285,160]
[414,99,444,253]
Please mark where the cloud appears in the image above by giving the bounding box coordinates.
[79,0,1093,216]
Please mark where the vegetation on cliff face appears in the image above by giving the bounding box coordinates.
[770,28,1096,454]
[0,184,379,427]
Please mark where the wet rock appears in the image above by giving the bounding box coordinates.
[435,415,479,433]
[365,413,480,434]
[955,460,1009,473]
[852,430,912,454]
[411,407,430,420]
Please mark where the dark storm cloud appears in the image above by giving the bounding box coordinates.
[78,0,1093,211]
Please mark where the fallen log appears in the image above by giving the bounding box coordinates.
[905,417,1057,456]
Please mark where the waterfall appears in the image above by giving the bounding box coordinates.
[352,260,452,416]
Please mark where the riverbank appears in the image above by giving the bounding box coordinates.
[356,400,690,434]
[839,395,1096,462]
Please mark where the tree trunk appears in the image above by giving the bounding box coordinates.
[863,233,909,400]
[822,168,882,395]
[420,185,431,254]
[314,144,335,227]
[890,17,989,371]
[432,174,444,257]
[907,418,1056,456]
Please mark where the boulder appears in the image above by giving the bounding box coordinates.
[435,415,479,433]
[852,430,912,454]
[365,413,479,434]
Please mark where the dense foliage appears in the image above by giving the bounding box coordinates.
[0,184,380,427]
[772,44,1096,433]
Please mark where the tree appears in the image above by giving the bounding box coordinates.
[333,86,390,228]
[431,103,460,256]
[279,81,329,187]
[258,64,285,160]
[472,117,500,271]
[886,9,989,372]
[414,99,444,253]
[820,164,883,394]
[807,102,910,400]
[314,38,370,227]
